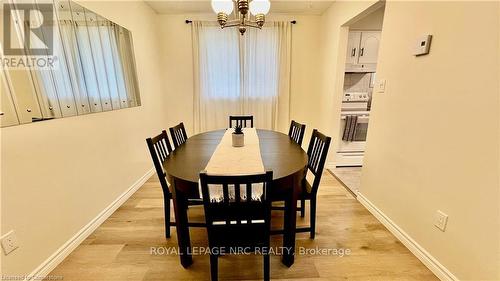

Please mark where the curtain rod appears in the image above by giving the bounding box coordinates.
[185,19,296,24]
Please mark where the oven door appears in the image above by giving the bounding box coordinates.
[338,115,369,152]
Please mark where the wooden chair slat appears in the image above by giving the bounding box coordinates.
[235,183,241,203]
[169,122,188,149]
[288,120,306,146]
[246,183,252,202]
[229,115,254,128]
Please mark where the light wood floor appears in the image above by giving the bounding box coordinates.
[50,172,438,281]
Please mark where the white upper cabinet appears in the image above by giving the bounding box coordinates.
[345,30,381,72]
[346,32,361,65]
[358,31,381,64]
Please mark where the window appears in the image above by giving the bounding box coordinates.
[192,21,291,132]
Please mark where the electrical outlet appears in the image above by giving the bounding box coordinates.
[434,210,448,232]
[1,230,19,255]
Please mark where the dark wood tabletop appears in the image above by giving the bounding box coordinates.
[164,129,308,183]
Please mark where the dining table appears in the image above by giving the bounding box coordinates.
[163,129,308,268]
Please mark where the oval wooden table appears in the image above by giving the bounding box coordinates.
[164,129,308,268]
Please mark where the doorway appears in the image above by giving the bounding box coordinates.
[330,4,385,195]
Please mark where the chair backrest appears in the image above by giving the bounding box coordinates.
[146,130,173,191]
[169,122,188,149]
[229,115,254,128]
[288,120,306,146]
[306,129,332,194]
[199,171,273,244]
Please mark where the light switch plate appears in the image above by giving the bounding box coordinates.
[434,210,448,232]
[1,230,19,255]
[376,79,386,93]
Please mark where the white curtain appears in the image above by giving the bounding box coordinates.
[193,22,241,133]
[26,17,60,118]
[59,20,91,114]
[192,21,291,133]
[48,21,78,117]
[107,23,129,108]
[87,23,113,111]
[98,22,121,110]
[75,23,102,112]
[60,20,136,111]
[8,6,137,117]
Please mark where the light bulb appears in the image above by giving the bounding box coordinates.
[249,0,270,15]
[211,0,234,14]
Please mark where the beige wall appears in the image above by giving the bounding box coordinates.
[157,14,196,134]
[350,5,385,30]
[360,1,500,280]
[287,15,322,142]
[1,1,166,275]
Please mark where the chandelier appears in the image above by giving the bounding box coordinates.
[211,0,271,35]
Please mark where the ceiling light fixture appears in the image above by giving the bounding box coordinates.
[211,0,271,35]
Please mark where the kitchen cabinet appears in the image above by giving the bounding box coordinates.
[346,32,361,65]
[345,30,381,72]
[358,31,381,64]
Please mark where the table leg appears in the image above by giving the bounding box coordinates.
[171,179,193,268]
[282,177,298,267]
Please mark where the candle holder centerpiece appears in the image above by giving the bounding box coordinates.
[232,125,245,147]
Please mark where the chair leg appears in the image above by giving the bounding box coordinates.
[263,253,270,281]
[310,198,317,239]
[300,198,305,217]
[210,254,218,281]
[164,193,171,238]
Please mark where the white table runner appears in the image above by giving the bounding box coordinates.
[202,128,265,202]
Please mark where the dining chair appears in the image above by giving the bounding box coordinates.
[146,130,203,238]
[299,129,331,238]
[229,115,254,128]
[270,129,331,239]
[288,120,306,146]
[199,170,273,281]
[169,122,188,149]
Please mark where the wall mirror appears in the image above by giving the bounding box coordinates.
[0,0,141,127]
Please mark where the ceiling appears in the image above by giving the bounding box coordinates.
[145,1,335,15]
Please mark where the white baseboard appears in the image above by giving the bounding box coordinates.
[357,193,458,281]
[25,168,155,281]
